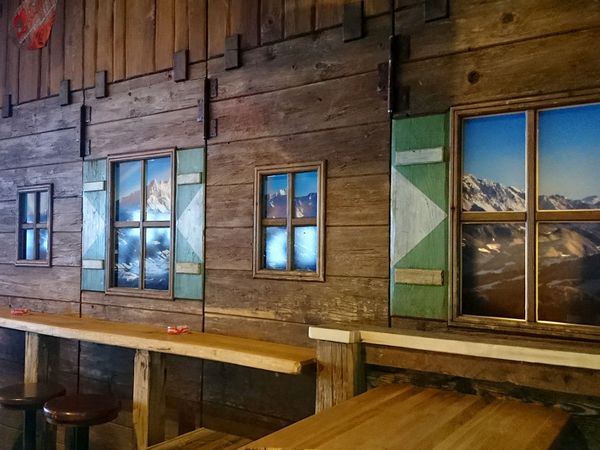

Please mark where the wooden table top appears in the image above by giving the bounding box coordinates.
[245,383,570,450]
[0,308,315,375]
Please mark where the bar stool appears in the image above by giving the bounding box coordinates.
[0,382,66,450]
[43,394,121,450]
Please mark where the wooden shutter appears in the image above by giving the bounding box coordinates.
[82,159,107,291]
[174,148,205,300]
[390,113,449,320]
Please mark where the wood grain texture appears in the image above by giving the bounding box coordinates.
[284,0,314,37]
[174,0,189,52]
[208,0,229,57]
[148,427,251,449]
[113,0,126,81]
[261,0,283,44]
[133,350,166,449]
[315,0,343,29]
[19,48,41,103]
[5,0,20,102]
[230,0,258,49]
[0,265,80,302]
[0,162,82,199]
[326,174,389,226]
[96,0,114,81]
[49,0,65,94]
[188,0,207,62]
[0,197,81,234]
[155,0,175,70]
[83,0,97,88]
[395,268,444,285]
[0,0,8,101]
[64,0,84,90]
[126,0,156,78]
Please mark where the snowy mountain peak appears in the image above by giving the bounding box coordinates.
[462,174,526,212]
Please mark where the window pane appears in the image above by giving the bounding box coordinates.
[263,226,287,270]
[38,228,48,260]
[145,157,172,221]
[21,229,35,260]
[38,191,48,223]
[263,174,287,219]
[19,192,36,224]
[538,223,600,326]
[293,226,317,271]
[115,161,142,221]
[144,228,170,290]
[461,223,526,319]
[293,171,318,218]
[114,228,140,288]
[538,104,600,210]
[462,113,526,212]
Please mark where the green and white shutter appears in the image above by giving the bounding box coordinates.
[174,147,205,300]
[81,159,108,291]
[390,113,449,320]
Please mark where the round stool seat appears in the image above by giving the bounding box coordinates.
[43,394,121,427]
[0,382,66,410]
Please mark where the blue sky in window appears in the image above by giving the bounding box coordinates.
[463,112,526,190]
[539,103,600,200]
[294,171,317,197]
[117,160,141,197]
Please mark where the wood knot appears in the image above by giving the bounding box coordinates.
[501,12,514,23]
[467,71,480,84]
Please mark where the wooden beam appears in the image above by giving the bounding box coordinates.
[133,350,166,449]
[394,268,444,286]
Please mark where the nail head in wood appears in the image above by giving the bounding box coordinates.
[95,71,107,99]
[425,0,449,21]
[224,34,240,70]
[343,1,363,42]
[1,94,12,118]
[59,80,71,106]
[173,50,188,82]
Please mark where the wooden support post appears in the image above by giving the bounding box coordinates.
[314,330,365,413]
[133,350,166,449]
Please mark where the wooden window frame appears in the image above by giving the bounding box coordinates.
[15,184,53,267]
[253,161,326,282]
[450,93,600,339]
[106,149,176,299]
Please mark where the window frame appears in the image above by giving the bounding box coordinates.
[15,184,53,267]
[106,149,176,299]
[253,161,326,282]
[450,93,600,339]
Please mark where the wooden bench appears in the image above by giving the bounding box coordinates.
[245,383,571,450]
[0,308,315,449]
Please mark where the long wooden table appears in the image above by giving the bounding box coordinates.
[0,308,315,449]
[245,383,571,450]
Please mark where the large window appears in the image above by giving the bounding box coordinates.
[16,184,52,266]
[254,162,325,281]
[453,100,600,333]
[108,150,174,297]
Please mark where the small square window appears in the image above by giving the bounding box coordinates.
[254,162,325,281]
[16,184,52,267]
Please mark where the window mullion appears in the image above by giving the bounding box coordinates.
[33,192,39,260]
[140,161,146,291]
[526,109,537,323]
[287,173,293,271]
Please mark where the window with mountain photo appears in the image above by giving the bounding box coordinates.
[254,162,325,281]
[455,102,600,331]
[109,151,174,296]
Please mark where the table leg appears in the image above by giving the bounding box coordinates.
[23,409,36,450]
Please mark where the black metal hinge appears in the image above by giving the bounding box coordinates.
[197,78,218,139]
[79,105,92,157]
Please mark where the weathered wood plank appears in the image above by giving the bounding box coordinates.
[83,0,97,88]
[0,296,79,315]
[208,0,228,57]
[64,0,84,90]
[188,0,207,62]
[327,174,389,226]
[204,269,389,325]
[395,268,444,285]
[230,0,258,49]
[211,71,387,143]
[39,42,50,98]
[284,0,313,38]
[205,313,313,347]
[96,0,113,81]
[0,265,80,302]
[133,350,166,449]
[174,0,189,52]
[0,0,8,101]
[0,231,81,267]
[113,0,126,81]
[365,0,389,16]
[0,128,79,170]
[327,226,389,278]
[19,48,41,102]
[261,0,283,44]
[205,227,252,270]
[49,0,65,95]
[206,184,252,228]
[155,0,175,70]
[81,304,204,330]
[81,291,203,316]
[315,0,343,29]
[5,0,20,102]
[126,0,156,78]
[0,162,82,199]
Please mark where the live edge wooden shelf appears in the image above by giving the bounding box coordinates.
[0,308,315,449]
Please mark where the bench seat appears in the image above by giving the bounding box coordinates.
[148,427,251,450]
[244,383,570,450]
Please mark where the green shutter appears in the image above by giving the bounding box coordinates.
[82,159,107,291]
[174,148,205,300]
[390,113,449,320]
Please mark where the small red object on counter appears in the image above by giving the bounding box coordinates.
[167,325,190,335]
[10,308,30,316]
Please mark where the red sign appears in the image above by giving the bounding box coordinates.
[12,0,57,50]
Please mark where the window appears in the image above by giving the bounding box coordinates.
[16,184,52,266]
[453,100,600,333]
[108,150,174,297]
[254,162,325,281]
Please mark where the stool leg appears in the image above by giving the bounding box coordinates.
[66,427,89,450]
[23,410,36,450]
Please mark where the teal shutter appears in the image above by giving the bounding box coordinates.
[174,148,205,300]
[82,159,107,291]
[390,113,449,320]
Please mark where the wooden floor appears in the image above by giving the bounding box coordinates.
[244,383,570,450]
